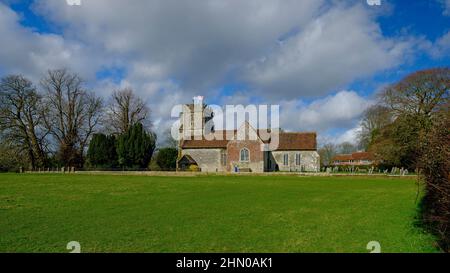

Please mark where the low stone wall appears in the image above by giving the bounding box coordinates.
[68,170,417,178]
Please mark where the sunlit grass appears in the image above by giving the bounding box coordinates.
[0,173,438,252]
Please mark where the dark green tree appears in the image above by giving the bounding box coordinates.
[156,147,178,171]
[369,68,449,170]
[87,134,117,168]
[370,114,426,170]
[116,123,156,168]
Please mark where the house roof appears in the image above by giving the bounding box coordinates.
[351,152,373,160]
[332,152,373,161]
[180,131,317,150]
[275,132,317,151]
[332,154,353,161]
[178,154,197,164]
[181,138,229,149]
[180,131,232,149]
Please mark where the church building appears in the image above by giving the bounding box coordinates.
[177,98,320,173]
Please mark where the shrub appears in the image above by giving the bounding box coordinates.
[418,110,450,252]
[188,165,200,172]
[148,157,161,171]
[0,142,26,172]
[156,147,178,171]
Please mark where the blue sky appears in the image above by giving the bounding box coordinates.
[1,0,449,145]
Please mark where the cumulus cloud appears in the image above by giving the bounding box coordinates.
[0,1,425,143]
[334,126,362,145]
[279,90,372,132]
[32,0,323,91]
[0,2,104,81]
[244,4,414,99]
[428,31,450,58]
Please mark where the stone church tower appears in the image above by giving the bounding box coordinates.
[179,96,214,141]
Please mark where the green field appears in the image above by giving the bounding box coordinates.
[0,173,438,253]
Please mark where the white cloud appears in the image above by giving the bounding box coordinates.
[428,31,450,58]
[279,90,372,133]
[0,1,426,144]
[277,90,372,145]
[245,4,414,99]
[0,3,105,81]
[334,126,362,145]
[32,0,324,90]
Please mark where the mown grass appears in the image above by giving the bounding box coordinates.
[0,173,438,252]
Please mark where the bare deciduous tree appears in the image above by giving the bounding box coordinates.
[106,88,150,134]
[381,68,449,118]
[318,143,337,167]
[358,105,393,150]
[0,75,47,169]
[41,69,103,167]
[338,142,358,154]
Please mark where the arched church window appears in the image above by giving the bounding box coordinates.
[240,148,249,162]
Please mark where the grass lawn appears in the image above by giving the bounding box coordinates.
[0,173,438,253]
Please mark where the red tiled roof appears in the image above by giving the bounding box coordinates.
[180,131,232,149]
[181,139,229,149]
[351,152,373,160]
[332,154,353,161]
[181,131,317,150]
[275,132,317,150]
[332,152,373,162]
